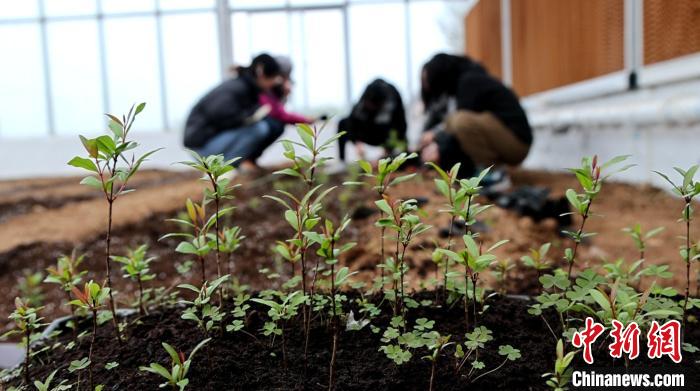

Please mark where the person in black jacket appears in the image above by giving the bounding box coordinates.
[337,79,407,161]
[184,54,284,168]
[418,53,532,177]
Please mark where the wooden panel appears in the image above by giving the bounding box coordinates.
[644,0,700,65]
[510,0,624,96]
[465,0,503,79]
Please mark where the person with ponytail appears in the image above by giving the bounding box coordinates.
[183,53,284,170]
[418,53,532,183]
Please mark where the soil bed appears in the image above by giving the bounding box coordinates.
[5,293,699,390]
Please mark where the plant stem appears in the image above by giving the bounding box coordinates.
[464,266,470,331]
[429,359,437,391]
[23,328,30,385]
[471,275,479,327]
[329,240,338,391]
[105,199,122,343]
[471,358,508,383]
[198,255,206,285]
[443,215,455,303]
[682,202,691,343]
[138,277,145,316]
[89,309,97,391]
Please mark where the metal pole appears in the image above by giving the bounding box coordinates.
[155,0,170,131]
[38,0,56,136]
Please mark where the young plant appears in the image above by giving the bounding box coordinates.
[427,162,462,300]
[177,274,230,339]
[349,153,417,288]
[218,226,245,277]
[622,224,665,261]
[162,198,216,284]
[304,215,356,390]
[18,271,45,308]
[520,242,553,284]
[453,326,521,383]
[562,155,631,285]
[32,369,71,391]
[251,290,306,369]
[375,197,431,321]
[543,340,576,391]
[111,244,157,316]
[44,250,87,318]
[140,338,211,391]
[68,103,160,339]
[654,165,700,339]
[437,234,507,329]
[275,123,342,188]
[491,258,514,295]
[179,152,239,284]
[69,281,110,391]
[422,333,453,391]
[2,298,45,385]
[265,184,333,361]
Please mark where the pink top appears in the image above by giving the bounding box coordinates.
[259,93,312,125]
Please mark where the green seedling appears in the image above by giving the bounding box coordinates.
[251,290,306,369]
[491,258,514,295]
[217,226,245,279]
[69,281,110,391]
[2,298,46,385]
[45,250,87,319]
[140,338,210,391]
[379,317,437,366]
[654,165,700,340]
[111,244,157,316]
[437,234,507,329]
[179,152,239,286]
[521,243,553,283]
[162,198,221,284]
[68,103,160,341]
[177,274,230,338]
[18,271,45,308]
[562,155,632,285]
[453,326,521,383]
[265,184,334,362]
[622,224,665,261]
[348,152,417,289]
[543,340,577,391]
[304,215,356,390]
[32,369,71,391]
[275,123,342,188]
[375,197,431,322]
[422,333,453,391]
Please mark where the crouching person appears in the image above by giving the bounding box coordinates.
[183,54,284,169]
[337,78,407,161]
[420,53,532,182]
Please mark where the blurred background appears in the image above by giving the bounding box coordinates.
[0,0,699,184]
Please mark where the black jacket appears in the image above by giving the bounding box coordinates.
[345,79,407,144]
[456,72,532,145]
[183,73,261,148]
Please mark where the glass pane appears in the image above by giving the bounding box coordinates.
[44,0,96,17]
[301,9,346,110]
[102,0,155,14]
[230,0,285,10]
[103,17,162,131]
[46,20,105,135]
[348,2,408,100]
[161,12,219,129]
[231,12,251,66]
[159,0,215,10]
[0,0,39,19]
[409,1,456,98]
[0,23,48,138]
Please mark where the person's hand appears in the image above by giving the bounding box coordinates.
[355,142,366,160]
[420,131,435,149]
[421,142,440,164]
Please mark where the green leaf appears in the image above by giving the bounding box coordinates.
[68,156,99,173]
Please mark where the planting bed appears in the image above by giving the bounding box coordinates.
[5,293,700,390]
[1,162,699,390]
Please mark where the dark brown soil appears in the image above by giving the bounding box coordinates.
[5,293,699,390]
